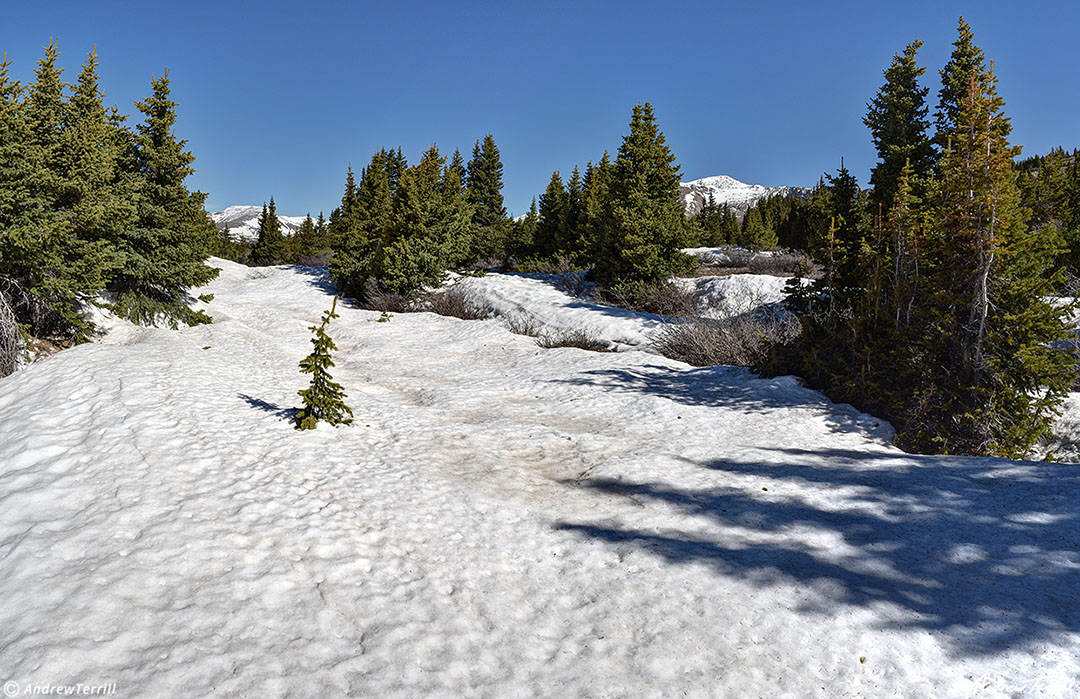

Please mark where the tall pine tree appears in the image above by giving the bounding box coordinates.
[864,40,934,211]
[1,43,120,338]
[110,70,219,327]
[912,63,1073,456]
[465,134,508,263]
[251,196,285,265]
[592,103,693,290]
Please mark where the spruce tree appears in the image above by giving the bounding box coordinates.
[288,213,321,264]
[329,153,398,300]
[696,193,725,246]
[251,196,285,265]
[534,170,567,260]
[735,204,778,250]
[111,70,218,327]
[560,165,586,259]
[372,145,454,295]
[593,103,694,290]
[437,153,476,268]
[582,152,613,261]
[465,134,508,262]
[447,148,467,190]
[934,17,1009,152]
[1,44,120,339]
[295,296,353,430]
[864,40,934,211]
[507,197,539,262]
[913,64,1073,456]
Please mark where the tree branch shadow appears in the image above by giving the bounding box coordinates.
[552,364,888,438]
[286,265,338,296]
[556,448,1080,656]
[238,393,295,420]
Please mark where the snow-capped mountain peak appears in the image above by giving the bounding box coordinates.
[211,205,310,242]
[679,175,810,218]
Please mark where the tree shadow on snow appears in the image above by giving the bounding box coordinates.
[238,393,295,420]
[555,447,1080,656]
[553,363,885,438]
[286,265,338,296]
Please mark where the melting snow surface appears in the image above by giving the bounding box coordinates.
[2,260,1079,697]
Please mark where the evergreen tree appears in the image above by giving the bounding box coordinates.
[447,148,467,190]
[64,49,133,223]
[507,197,539,262]
[287,213,323,264]
[110,70,219,327]
[23,41,65,203]
[864,40,934,211]
[934,17,1009,152]
[912,64,1072,455]
[1016,148,1080,276]
[695,193,725,246]
[251,197,285,265]
[315,211,328,247]
[560,165,586,259]
[582,151,614,261]
[371,145,454,295]
[592,103,694,290]
[465,134,508,262]
[886,161,925,331]
[295,296,353,430]
[437,153,476,268]
[773,30,1073,458]
[534,170,567,260]
[329,152,399,300]
[1,44,120,338]
[735,204,778,250]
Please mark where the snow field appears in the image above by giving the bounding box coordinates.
[1,259,1079,697]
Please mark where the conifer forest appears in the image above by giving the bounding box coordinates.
[4,20,1078,456]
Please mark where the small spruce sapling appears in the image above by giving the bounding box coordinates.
[295,296,353,430]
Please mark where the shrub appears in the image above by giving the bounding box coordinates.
[652,310,801,368]
[359,279,416,313]
[747,252,809,276]
[554,271,595,299]
[515,255,578,275]
[691,247,815,278]
[424,284,495,320]
[536,328,610,352]
[504,313,543,337]
[599,281,700,318]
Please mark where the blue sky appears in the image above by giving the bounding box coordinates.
[4,1,1078,217]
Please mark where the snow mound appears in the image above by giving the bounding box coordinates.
[2,260,1079,697]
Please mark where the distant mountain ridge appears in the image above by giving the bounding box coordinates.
[213,174,806,237]
[211,205,309,242]
[679,175,810,219]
